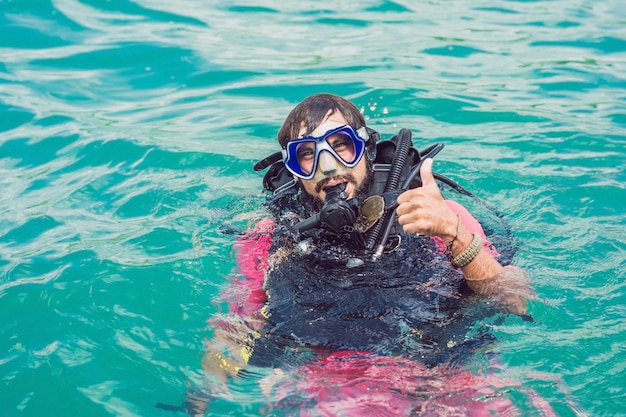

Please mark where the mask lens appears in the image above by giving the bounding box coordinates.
[328,131,358,165]
[295,141,317,176]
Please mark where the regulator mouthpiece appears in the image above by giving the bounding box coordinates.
[294,183,360,234]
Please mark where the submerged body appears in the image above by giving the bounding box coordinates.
[240,187,503,368]
[215,192,547,416]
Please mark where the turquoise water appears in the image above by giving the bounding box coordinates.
[1,0,625,416]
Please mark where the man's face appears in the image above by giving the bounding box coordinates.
[294,111,369,202]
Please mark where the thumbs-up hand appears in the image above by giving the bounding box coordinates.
[396,158,457,238]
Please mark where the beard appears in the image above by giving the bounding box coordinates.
[299,160,374,214]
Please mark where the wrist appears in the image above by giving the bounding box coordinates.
[447,223,473,257]
[442,214,462,250]
[451,233,482,268]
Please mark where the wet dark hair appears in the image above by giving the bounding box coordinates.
[277,93,367,148]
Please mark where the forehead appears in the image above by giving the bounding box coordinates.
[298,110,349,138]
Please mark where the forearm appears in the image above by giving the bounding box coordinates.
[441,215,534,315]
[446,222,504,279]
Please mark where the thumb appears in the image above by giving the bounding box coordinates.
[420,158,436,187]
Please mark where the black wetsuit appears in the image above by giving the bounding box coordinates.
[247,185,506,368]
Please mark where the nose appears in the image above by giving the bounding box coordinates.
[317,150,340,176]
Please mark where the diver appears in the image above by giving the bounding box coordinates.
[254,92,532,311]
[169,93,539,416]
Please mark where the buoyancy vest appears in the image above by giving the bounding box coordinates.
[247,129,518,367]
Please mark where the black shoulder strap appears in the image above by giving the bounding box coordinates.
[254,151,282,172]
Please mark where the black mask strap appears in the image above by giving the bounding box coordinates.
[365,127,380,160]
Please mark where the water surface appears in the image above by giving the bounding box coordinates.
[1,1,625,416]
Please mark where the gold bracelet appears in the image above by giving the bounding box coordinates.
[451,233,482,268]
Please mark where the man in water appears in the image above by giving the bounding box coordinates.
[269,93,530,310]
[186,93,538,416]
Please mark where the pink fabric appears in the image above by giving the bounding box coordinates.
[432,200,500,257]
[226,219,274,316]
[266,351,556,417]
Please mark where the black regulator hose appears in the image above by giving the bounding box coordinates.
[402,143,445,189]
[371,142,446,259]
[365,128,413,251]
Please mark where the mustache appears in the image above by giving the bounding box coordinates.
[315,174,358,193]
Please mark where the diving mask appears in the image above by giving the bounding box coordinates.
[282,125,368,180]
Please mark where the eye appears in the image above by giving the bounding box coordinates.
[296,143,315,161]
[329,133,354,153]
